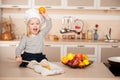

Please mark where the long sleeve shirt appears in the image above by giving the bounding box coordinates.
[15,19,52,55]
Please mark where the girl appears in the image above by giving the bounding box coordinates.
[15,9,64,76]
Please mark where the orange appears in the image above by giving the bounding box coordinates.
[61,56,69,64]
[83,54,89,60]
[38,7,46,14]
[79,61,85,67]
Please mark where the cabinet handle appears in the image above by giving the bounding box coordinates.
[77,45,84,47]
[112,45,118,48]
[110,7,116,9]
[12,5,18,7]
[45,6,51,8]
[9,44,17,46]
[77,7,84,9]
[44,45,51,47]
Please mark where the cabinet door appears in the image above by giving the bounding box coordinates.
[98,0,120,10]
[99,45,120,63]
[65,0,96,9]
[43,45,63,62]
[0,9,1,34]
[33,0,64,9]
[64,45,98,61]
[0,44,17,62]
[0,0,31,8]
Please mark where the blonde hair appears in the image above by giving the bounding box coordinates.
[26,24,31,37]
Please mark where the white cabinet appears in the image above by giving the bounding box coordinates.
[0,42,63,62]
[98,45,120,63]
[98,0,120,10]
[32,0,64,9]
[0,43,18,62]
[65,0,96,9]
[0,9,2,34]
[63,45,98,61]
[0,0,31,8]
[43,44,63,62]
[0,0,120,10]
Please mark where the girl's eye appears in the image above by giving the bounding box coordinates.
[31,23,34,25]
[36,23,40,25]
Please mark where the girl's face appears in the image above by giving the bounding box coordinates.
[28,18,40,35]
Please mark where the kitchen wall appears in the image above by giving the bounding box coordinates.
[1,8,120,40]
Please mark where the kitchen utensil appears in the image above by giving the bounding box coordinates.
[1,31,13,40]
[60,16,74,34]
[108,56,120,68]
[8,57,51,70]
[1,16,14,40]
[74,19,84,39]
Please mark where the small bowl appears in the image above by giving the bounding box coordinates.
[108,57,120,68]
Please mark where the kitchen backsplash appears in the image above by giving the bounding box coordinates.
[1,9,120,40]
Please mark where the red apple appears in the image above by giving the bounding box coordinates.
[72,58,79,67]
[74,53,83,61]
[67,60,74,66]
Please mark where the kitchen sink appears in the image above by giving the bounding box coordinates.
[104,40,120,43]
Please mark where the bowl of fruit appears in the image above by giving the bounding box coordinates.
[61,52,93,68]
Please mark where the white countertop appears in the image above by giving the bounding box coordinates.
[0,62,119,80]
[0,39,120,46]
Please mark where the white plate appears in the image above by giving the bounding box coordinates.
[108,57,120,63]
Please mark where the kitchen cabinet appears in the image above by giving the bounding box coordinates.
[0,43,18,62]
[0,0,31,8]
[43,44,63,62]
[0,8,2,34]
[98,0,120,10]
[98,45,120,63]
[0,0,120,10]
[0,42,63,62]
[32,0,64,9]
[63,45,98,61]
[64,0,96,9]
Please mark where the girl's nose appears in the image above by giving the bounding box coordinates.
[34,24,38,27]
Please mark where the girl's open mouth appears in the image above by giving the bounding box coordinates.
[33,28,38,32]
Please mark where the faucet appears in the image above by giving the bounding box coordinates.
[109,28,111,40]
[106,28,111,40]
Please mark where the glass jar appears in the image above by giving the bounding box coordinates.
[87,30,93,40]
[82,32,86,40]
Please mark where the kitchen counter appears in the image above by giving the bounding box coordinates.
[0,39,120,46]
[44,39,120,45]
[0,62,119,80]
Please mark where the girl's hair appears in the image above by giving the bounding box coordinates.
[26,24,30,37]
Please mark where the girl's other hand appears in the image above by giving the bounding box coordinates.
[38,7,50,20]
[16,55,22,62]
